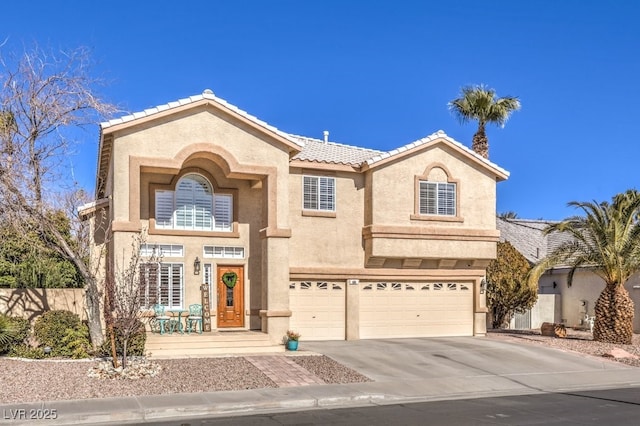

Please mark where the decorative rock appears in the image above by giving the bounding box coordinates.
[602,348,640,360]
[87,357,162,379]
[541,322,567,338]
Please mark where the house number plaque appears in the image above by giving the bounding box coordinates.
[201,284,212,332]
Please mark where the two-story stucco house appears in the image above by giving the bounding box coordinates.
[85,89,509,347]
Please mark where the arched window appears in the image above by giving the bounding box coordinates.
[155,174,232,231]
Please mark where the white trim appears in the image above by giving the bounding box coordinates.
[419,181,456,216]
[302,175,336,212]
[140,243,184,257]
[203,246,245,259]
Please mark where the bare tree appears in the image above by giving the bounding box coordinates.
[104,232,159,369]
[0,43,119,346]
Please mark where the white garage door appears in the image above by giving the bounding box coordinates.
[289,281,346,340]
[359,282,473,339]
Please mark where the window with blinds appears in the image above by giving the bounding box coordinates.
[419,181,456,216]
[139,262,183,309]
[155,174,232,232]
[303,176,335,211]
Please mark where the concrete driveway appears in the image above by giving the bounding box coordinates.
[302,336,640,395]
[4,336,640,425]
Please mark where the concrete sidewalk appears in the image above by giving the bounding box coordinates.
[3,337,640,425]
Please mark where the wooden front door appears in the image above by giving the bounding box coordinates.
[217,265,244,328]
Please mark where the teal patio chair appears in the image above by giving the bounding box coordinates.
[187,304,203,334]
[153,304,173,335]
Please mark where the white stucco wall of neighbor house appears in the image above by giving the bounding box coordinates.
[539,270,640,332]
[509,294,562,329]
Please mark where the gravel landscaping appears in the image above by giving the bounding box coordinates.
[1,330,638,405]
[0,354,369,404]
[487,329,640,367]
[290,355,372,384]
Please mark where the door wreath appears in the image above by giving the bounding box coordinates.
[222,271,238,289]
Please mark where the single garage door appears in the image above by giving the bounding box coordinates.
[289,281,346,340]
[359,282,473,339]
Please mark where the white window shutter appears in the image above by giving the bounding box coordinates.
[319,177,335,211]
[303,176,335,211]
[155,190,174,228]
[303,176,318,210]
[159,264,170,306]
[170,264,183,309]
[214,194,233,231]
[175,179,194,228]
[419,181,455,216]
[194,184,213,230]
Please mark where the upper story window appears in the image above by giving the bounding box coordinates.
[303,176,335,212]
[155,174,232,232]
[419,181,456,216]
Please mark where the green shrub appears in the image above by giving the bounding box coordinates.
[33,310,82,349]
[59,324,91,359]
[99,319,147,357]
[0,315,30,354]
[8,344,46,359]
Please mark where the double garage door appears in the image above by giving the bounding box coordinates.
[289,281,473,340]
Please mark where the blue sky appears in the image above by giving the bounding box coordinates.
[3,1,639,220]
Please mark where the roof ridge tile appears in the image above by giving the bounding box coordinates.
[100,90,303,147]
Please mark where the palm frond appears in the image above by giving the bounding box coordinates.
[448,84,520,128]
[533,190,640,287]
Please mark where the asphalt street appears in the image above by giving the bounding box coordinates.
[133,387,640,426]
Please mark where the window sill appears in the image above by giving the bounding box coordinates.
[150,228,240,238]
[410,214,464,223]
[302,210,337,218]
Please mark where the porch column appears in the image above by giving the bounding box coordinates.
[345,279,360,340]
[259,231,292,344]
[474,276,488,335]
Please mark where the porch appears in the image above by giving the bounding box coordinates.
[145,330,284,358]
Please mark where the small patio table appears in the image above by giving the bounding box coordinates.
[168,310,188,334]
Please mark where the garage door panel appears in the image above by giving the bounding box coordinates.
[290,281,345,341]
[359,282,473,339]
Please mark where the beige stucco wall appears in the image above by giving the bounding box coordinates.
[539,270,640,332]
[104,105,298,333]
[0,288,86,322]
[288,169,366,268]
[363,143,499,262]
[110,106,291,229]
[368,144,497,229]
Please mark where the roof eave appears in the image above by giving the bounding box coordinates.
[362,134,510,180]
[101,97,303,153]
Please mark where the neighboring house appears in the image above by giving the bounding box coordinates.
[83,89,509,345]
[497,217,640,331]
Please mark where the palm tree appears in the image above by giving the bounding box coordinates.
[448,85,520,159]
[528,190,640,344]
[498,211,519,219]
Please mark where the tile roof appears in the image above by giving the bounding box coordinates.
[365,130,509,177]
[100,89,304,148]
[289,135,384,166]
[497,218,555,264]
[99,90,509,176]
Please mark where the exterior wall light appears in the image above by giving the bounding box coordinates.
[194,257,201,275]
[480,279,486,294]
